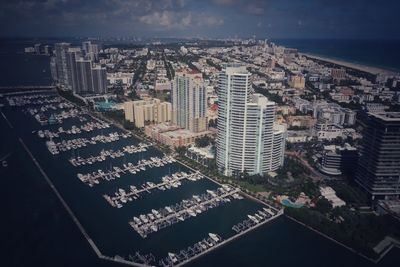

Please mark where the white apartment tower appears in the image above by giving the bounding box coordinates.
[172,68,207,133]
[216,64,286,176]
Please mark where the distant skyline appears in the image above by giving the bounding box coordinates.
[1,0,400,39]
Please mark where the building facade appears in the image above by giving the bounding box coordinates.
[54,42,70,87]
[66,47,82,93]
[356,112,400,200]
[216,64,286,176]
[52,43,107,95]
[124,99,172,128]
[92,65,107,94]
[172,68,207,133]
[76,59,93,93]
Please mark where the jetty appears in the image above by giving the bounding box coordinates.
[129,185,242,238]
[104,171,204,208]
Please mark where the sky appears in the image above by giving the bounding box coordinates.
[1,0,400,39]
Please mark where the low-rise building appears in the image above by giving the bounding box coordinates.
[288,74,305,89]
[107,72,134,87]
[154,78,171,91]
[186,146,215,167]
[286,130,313,143]
[318,144,358,176]
[287,115,316,129]
[320,186,346,208]
[144,123,213,148]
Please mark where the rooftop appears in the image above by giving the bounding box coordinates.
[370,112,400,122]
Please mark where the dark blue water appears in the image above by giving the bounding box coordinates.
[0,40,52,86]
[272,39,400,72]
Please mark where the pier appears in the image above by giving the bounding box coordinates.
[232,207,279,233]
[104,171,204,208]
[172,209,283,267]
[68,143,152,166]
[37,121,111,139]
[46,131,132,155]
[158,233,222,267]
[129,185,242,238]
[77,155,176,186]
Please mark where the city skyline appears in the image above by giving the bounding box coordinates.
[1,0,400,39]
[1,1,400,267]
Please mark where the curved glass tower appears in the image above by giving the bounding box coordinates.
[216,64,286,176]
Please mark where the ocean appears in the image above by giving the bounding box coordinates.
[1,39,399,267]
[272,39,400,72]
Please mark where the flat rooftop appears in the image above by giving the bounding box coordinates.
[370,112,400,122]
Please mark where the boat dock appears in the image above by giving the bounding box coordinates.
[45,131,132,155]
[104,171,204,208]
[77,156,176,186]
[158,233,222,267]
[129,185,242,238]
[68,143,152,166]
[232,207,280,234]
[6,93,61,107]
[37,121,111,139]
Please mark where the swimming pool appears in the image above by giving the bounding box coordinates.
[281,198,304,208]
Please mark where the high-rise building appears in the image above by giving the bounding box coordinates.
[172,68,207,133]
[44,45,50,55]
[76,59,93,93]
[355,112,400,200]
[34,43,41,55]
[216,64,286,176]
[82,41,99,62]
[50,56,58,82]
[91,65,107,94]
[54,43,71,88]
[82,41,91,54]
[52,43,106,95]
[124,99,172,128]
[66,47,82,93]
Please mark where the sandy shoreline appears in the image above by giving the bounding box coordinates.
[300,52,399,76]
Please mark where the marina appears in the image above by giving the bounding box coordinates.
[104,171,204,208]
[6,93,62,107]
[37,121,111,139]
[158,233,222,267]
[77,155,176,186]
[68,143,152,166]
[129,185,242,238]
[45,131,132,155]
[232,208,280,233]
[1,92,284,267]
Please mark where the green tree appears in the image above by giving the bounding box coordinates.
[195,136,211,147]
[314,197,333,213]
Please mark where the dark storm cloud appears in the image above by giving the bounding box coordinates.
[0,0,399,38]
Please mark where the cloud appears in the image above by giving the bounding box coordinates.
[201,15,224,26]
[213,0,236,5]
[139,10,223,29]
[1,0,400,38]
[245,3,265,15]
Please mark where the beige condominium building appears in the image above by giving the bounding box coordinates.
[124,98,172,128]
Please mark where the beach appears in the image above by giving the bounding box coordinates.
[301,53,399,76]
